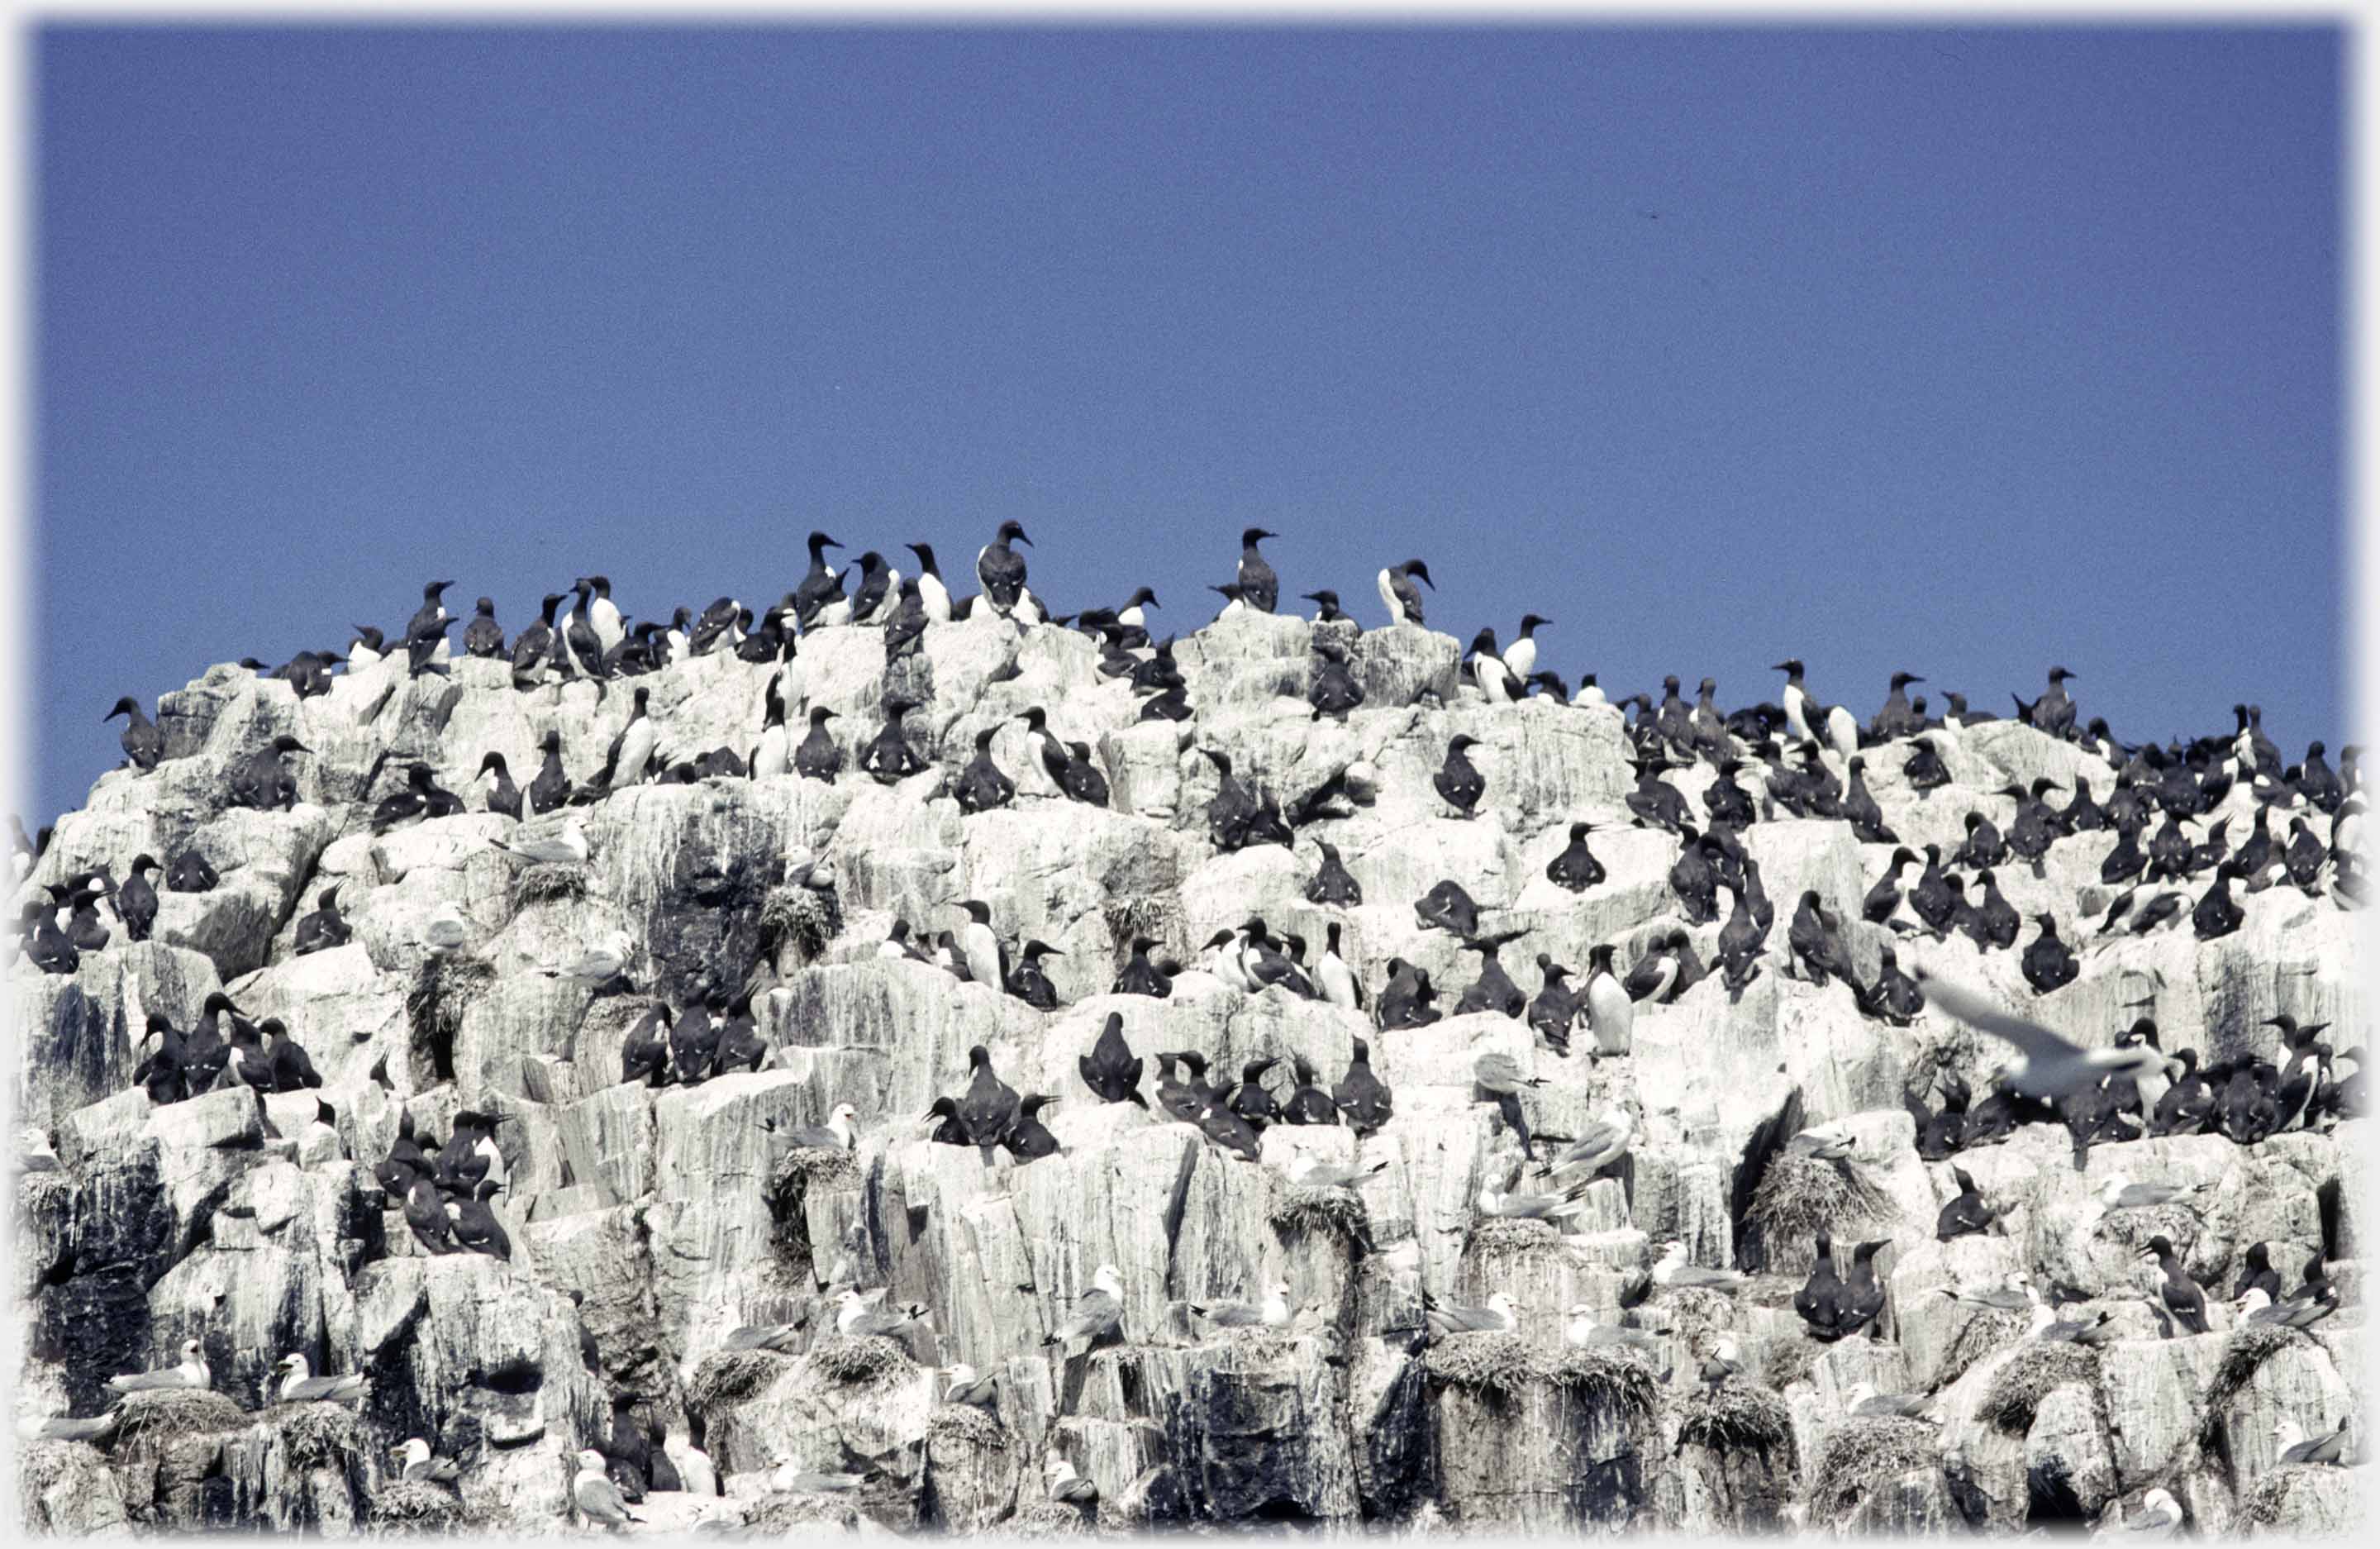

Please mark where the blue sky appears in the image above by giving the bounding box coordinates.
[33,24,2344,824]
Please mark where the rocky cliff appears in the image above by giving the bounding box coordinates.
[6,603,2368,1537]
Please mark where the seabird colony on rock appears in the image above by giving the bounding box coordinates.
[12,519,2367,1535]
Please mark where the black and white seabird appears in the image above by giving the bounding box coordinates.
[522,730,571,814]
[1235,527,1279,612]
[105,696,165,771]
[1532,956,1589,1056]
[1376,558,1433,626]
[976,520,1031,615]
[1072,1013,1145,1108]
[1434,735,1486,818]
[958,1043,1021,1156]
[795,707,845,784]
[468,751,521,821]
[165,847,220,893]
[2139,1234,2208,1335]
[1111,936,1173,999]
[860,698,930,786]
[460,596,503,658]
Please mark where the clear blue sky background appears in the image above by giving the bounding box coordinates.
[34,24,2344,826]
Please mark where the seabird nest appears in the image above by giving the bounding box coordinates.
[2196,1323,2306,1450]
[407,956,493,1077]
[771,1145,862,1203]
[1980,1342,2101,1435]
[759,886,841,967]
[745,1491,864,1532]
[1541,1347,1664,1433]
[1199,1326,1301,1366]
[927,1403,1009,1454]
[1465,1215,1570,1259]
[1938,1306,2029,1388]
[1102,895,1175,959]
[1012,1499,1097,1535]
[1426,1332,1538,1399]
[1806,1417,1942,1526]
[371,1480,465,1532]
[513,862,588,904]
[111,1388,248,1456]
[1752,1329,1819,1393]
[797,1334,916,1388]
[261,1399,360,1470]
[1656,1287,1742,1348]
[1676,1384,1797,1458]
[687,1349,794,1415]
[1268,1185,1370,1242]
[1747,1155,1898,1249]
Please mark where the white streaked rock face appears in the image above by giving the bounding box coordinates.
[7,607,2364,1536]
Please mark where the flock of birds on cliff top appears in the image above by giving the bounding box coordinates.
[13,521,2370,1532]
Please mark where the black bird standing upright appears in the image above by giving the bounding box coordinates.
[463,596,505,657]
[959,1044,1022,1158]
[2141,1235,2209,1336]
[793,531,845,630]
[528,730,572,814]
[1003,1095,1062,1162]
[1306,840,1364,906]
[954,726,1016,813]
[2021,913,2078,994]
[977,521,1031,614]
[1434,736,1485,818]
[406,580,456,646]
[795,708,845,784]
[1283,1056,1340,1125]
[117,854,160,942]
[106,696,165,770]
[2235,1242,2283,1303]
[478,751,524,820]
[1235,527,1278,612]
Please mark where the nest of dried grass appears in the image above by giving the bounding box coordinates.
[759,887,841,966]
[371,1479,465,1532]
[2240,1466,2341,1528]
[1541,1347,1663,1432]
[262,1400,359,1470]
[514,862,588,904]
[1426,1332,1537,1399]
[1269,1186,1369,1241]
[1748,1156,1899,1246]
[1013,1499,1096,1535]
[771,1146,861,1210]
[112,1388,247,1456]
[1200,1326,1300,1366]
[1980,1342,2101,1434]
[1468,1216,1567,1255]
[1807,1418,1941,1525]
[1754,1330,1820,1392]
[2196,1323,2306,1450]
[1677,1383,1797,1457]
[687,1349,793,1414]
[407,954,491,1073]
[1656,1286,1742,1347]
[1937,1306,2028,1388]
[797,1334,916,1388]
[1102,896,1173,960]
[927,1403,1009,1454]
[745,1491,862,1532]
